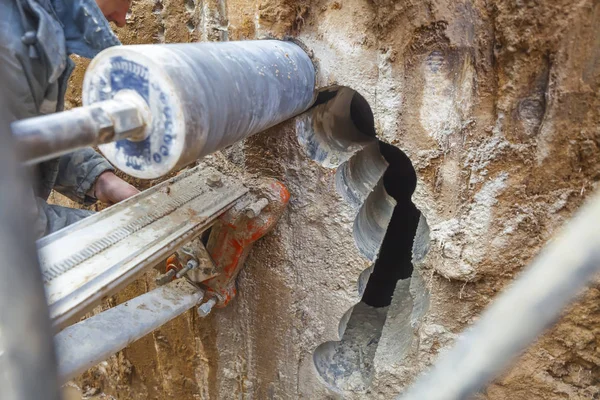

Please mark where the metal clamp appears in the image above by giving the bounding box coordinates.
[201,178,290,308]
[161,178,290,316]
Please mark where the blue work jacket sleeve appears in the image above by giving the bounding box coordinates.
[54,148,115,205]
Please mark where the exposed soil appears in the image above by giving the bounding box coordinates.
[54,0,600,398]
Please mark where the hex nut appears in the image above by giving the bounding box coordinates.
[197,297,218,317]
[206,174,223,188]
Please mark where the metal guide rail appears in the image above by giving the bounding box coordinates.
[51,171,290,383]
[38,165,247,330]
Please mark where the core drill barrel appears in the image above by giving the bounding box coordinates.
[84,40,316,178]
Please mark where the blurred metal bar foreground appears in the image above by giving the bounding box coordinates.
[55,279,204,383]
[399,190,600,400]
[0,75,60,399]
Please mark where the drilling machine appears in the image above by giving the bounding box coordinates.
[11,39,316,383]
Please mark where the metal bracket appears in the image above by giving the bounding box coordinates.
[176,178,290,317]
[156,237,219,285]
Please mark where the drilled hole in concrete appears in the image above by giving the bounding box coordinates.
[349,90,377,138]
[305,87,425,394]
[187,20,196,32]
[312,87,338,106]
[297,86,374,168]
[314,303,388,392]
[185,0,195,12]
[154,24,165,43]
[152,0,163,14]
[200,227,211,245]
[361,142,420,307]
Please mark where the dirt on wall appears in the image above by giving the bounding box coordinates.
[60,0,600,398]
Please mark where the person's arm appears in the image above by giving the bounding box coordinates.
[1,33,135,237]
[35,198,95,236]
[53,148,139,205]
[0,30,56,238]
[92,169,140,204]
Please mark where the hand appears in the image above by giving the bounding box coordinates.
[93,171,140,204]
[96,0,130,27]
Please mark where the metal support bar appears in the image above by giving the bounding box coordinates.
[54,279,204,383]
[399,190,600,400]
[11,91,148,165]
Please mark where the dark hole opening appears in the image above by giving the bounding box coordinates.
[310,88,421,308]
[349,93,377,138]
[200,227,212,245]
[312,87,339,107]
[153,0,163,13]
[361,142,420,308]
[312,88,425,393]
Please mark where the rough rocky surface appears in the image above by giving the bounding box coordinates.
[58,0,600,398]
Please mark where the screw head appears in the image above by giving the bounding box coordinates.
[244,198,269,219]
[197,297,218,318]
[206,174,223,188]
[197,303,212,317]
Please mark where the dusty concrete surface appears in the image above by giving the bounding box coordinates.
[57,0,600,398]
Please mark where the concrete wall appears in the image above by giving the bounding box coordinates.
[68,0,600,398]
